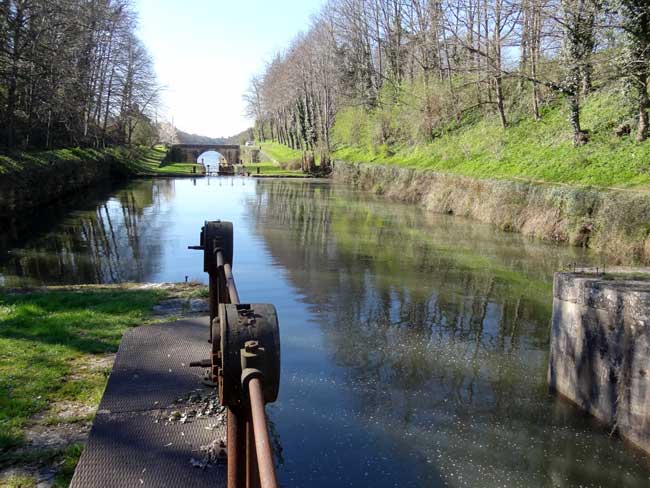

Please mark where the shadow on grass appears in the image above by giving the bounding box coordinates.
[0,288,163,454]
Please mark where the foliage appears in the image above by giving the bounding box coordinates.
[53,443,84,487]
[120,146,204,176]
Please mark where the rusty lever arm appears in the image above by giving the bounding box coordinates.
[247,377,278,488]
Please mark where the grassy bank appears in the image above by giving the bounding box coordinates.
[242,142,307,176]
[0,283,206,487]
[260,87,650,260]
[0,147,115,181]
[112,145,204,176]
[331,89,650,189]
[259,141,302,166]
[0,145,204,218]
[243,162,306,177]
[0,145,203,181]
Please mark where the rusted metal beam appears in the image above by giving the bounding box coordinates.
[227,407,248,488]
[193,221,279,488]
[216,250,240,305]
[246,417,260,488]
[247,377,278,488]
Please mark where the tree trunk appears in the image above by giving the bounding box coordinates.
[569,92,586,145]
[495,74,507,128]
[638,73,649,142]
[5,4,24,148]
[530,0,541,121]
[581,64,592,96]
[493,0,506,128]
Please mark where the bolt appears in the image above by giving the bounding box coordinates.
[244,340,259,353]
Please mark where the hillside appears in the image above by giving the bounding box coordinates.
[175,130,227,145]
[330,87,650,189]
[176,128,255,146]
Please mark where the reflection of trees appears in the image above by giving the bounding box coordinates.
[247,180,558,407]
[244,180,642,486]
[0,179,176,285]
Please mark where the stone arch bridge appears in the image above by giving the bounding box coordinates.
[169,144,241,165]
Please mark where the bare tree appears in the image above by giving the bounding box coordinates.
[0,0,160,149]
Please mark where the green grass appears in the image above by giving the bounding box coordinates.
[0,288,165,455]
[330,88,650,189]
[0,145,205,182]
[116,145,205,176]
[1,474,37,487]
[259,141,303,165]
[0,443,83,487]
[0,147,115,178]
[243,162,306,177]
[52,443,83,487]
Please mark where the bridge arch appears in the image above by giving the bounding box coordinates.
[169,144,241,165]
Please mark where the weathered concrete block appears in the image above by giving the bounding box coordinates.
[549,270,650,455]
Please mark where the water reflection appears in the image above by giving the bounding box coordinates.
[246,180,650,487]
[1,177,649,486]
[0,180,174,285]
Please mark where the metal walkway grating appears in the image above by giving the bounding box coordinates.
[70,318,226,488]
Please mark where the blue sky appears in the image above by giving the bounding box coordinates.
[136,0,325,138]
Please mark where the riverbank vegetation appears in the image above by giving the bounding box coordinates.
[0,145,203,217]
[245,0,650,183]
[333,161,650,262]
[239,142,308,176]
[0,146,201,181]
[0,284,207,486]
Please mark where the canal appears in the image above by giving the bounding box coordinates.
[1,177,649,487]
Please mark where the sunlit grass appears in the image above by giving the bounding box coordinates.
[259,141,302,165]
[124,145,205,176]
[330,89,650,189]
[243,162,306,177]
[0,145,205,181]
[1,473,37,488]
[0,288,163,454]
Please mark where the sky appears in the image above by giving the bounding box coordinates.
[136,0,326,138]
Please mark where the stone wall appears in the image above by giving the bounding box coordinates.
[0,152,114,218]
[549,271,650,455]
[332,161,650,264]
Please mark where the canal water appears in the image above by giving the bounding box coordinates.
[1,177,649,487]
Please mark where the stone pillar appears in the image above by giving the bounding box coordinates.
[549,270,650,455]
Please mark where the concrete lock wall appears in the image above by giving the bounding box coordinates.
[549,271,650,455]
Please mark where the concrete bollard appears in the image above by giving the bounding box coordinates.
[549,269,650,455]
